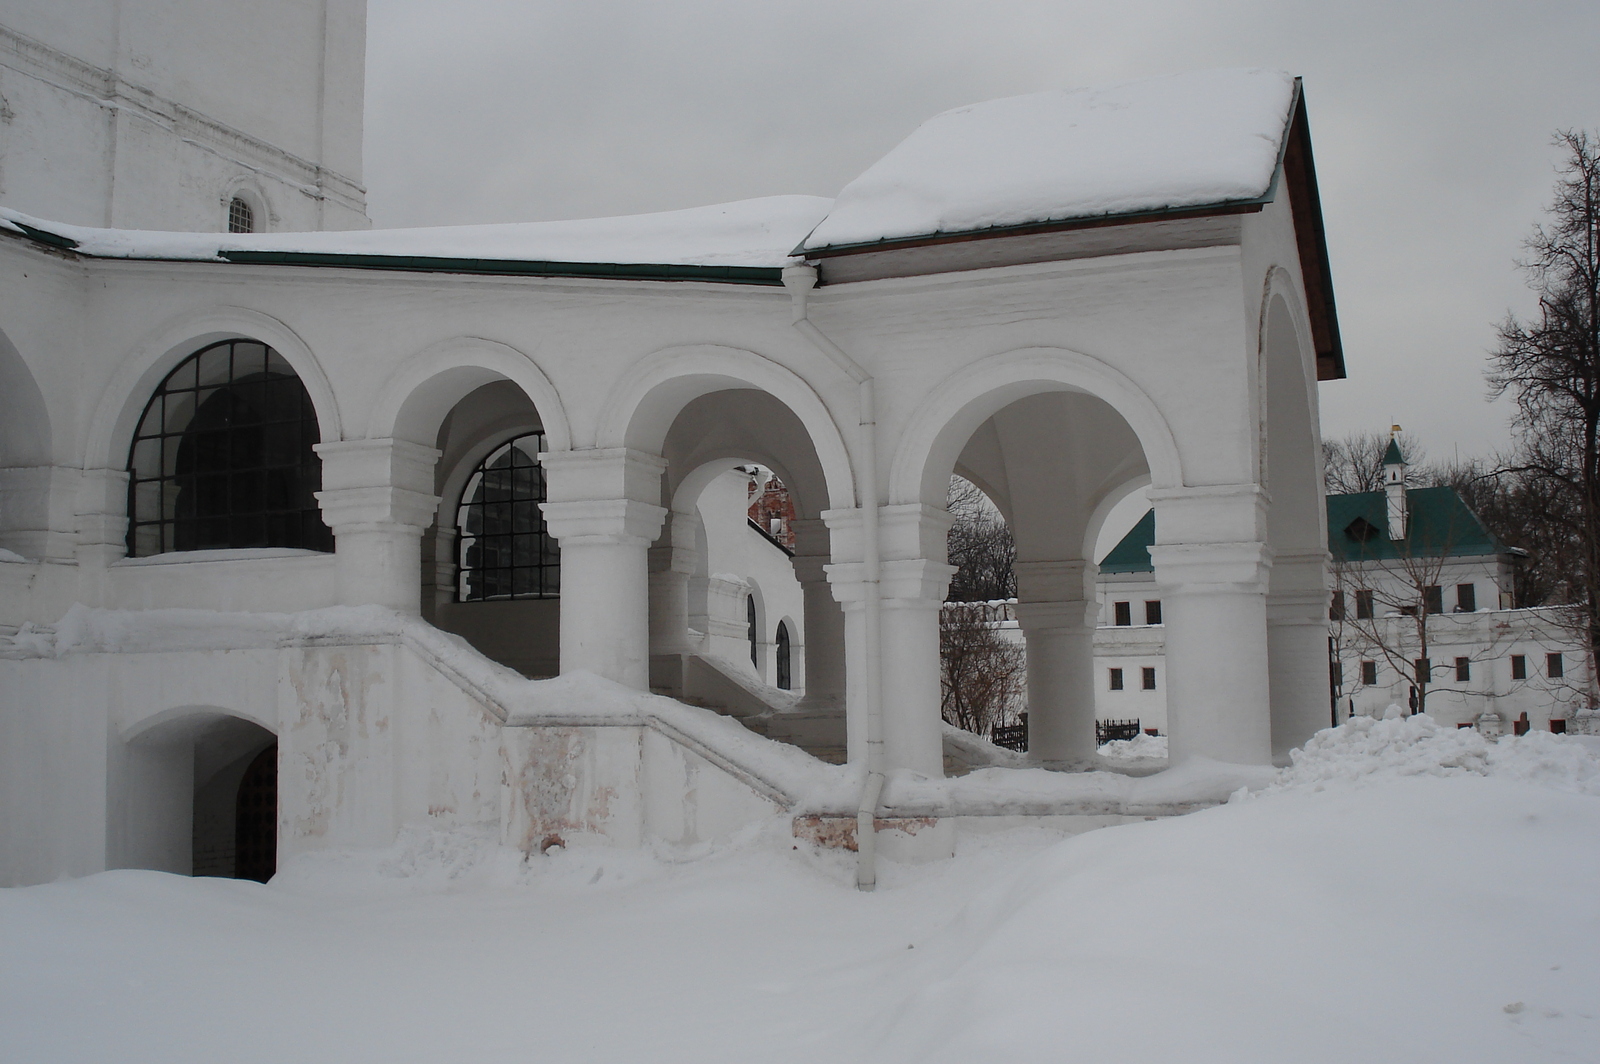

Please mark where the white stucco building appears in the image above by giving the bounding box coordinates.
[0,3,1345,888]
[1091,442,1590,736]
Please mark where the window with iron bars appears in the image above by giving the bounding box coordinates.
[456,432,559,601]
[228,196,254,234]
[125,339,330,557]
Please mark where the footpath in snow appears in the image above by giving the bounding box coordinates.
[2,713,1597,1064]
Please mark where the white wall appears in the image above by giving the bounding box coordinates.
[0,0,367,231]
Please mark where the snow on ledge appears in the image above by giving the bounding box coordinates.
[802,68,1297,252]
[0,195,833,270]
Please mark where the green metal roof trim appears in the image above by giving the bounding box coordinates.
[216,250,786,285]
[1099,509,1157,573]
[1099,487,1505,574]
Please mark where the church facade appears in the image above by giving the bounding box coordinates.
[0,4,1342,888]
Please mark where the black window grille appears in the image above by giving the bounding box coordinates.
[1144,600,1162,625]
[456,432,558,601]
[1456,583,1476,612]
[125,339,331,557]
[1142,666,1157,690]
[1355,590,1375,619]
[1109,667,1124,691]
[1547,653,1564,679]
[228,197,254,234]
[775,621,792,690]
[747,595,758,668]
[1361,660,1378,685]
[1113,601,1131,626]
[1424,585,1444,615]
[1511,655,1527,680]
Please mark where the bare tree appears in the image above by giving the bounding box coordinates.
[939,602,1026,736]
[1323,430,1428,495]
[945,475,1016,601]
[1488,131,1600,690]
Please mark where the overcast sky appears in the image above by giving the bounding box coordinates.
[363,0,1600,464]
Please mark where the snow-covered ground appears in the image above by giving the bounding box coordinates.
[4,716,1597,1064]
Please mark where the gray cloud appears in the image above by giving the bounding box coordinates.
[364,0,1600,460]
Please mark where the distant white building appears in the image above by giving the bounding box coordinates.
[1092,440,1589,735]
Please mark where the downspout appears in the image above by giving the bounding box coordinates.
[782,263,885,891]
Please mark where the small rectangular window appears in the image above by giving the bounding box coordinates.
[1355,590,1374,619]
[1109,668,1124,691]
[1414,658,1430,684]
[1511,655,1526,680]
[1361,660,1377,685]
[1548,653,1564,679]
[1144,600,1162,626]
[1456,583,1476,612]
[1330,590,1346,621]
[1114,601,1131,626]
[1424,585,1444,615]
[1141,667,1157,690]
[1455,657,1470,682]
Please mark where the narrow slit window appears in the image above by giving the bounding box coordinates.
[775,621,792,690]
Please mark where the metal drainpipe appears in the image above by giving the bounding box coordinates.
[782,263,885,891]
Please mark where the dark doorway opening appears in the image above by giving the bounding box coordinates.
[234,743,278,883]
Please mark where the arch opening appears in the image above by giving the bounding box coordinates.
[125,339,331,557]
[928,385,1165,767]
[629,380,845,760]
[424,379,560,679]
[119,708,277,880]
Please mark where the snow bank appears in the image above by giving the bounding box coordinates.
[0,195,832,268]
[0,547,29,563]
[1265,713,1600,797]
[802,68,1297,251]
[1098,732,1169,762]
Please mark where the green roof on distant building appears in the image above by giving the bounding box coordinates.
[1098,486,1504,574]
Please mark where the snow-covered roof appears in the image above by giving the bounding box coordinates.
[800,68,1299,253]
[0,196,833,278]
[0,68,1321,294]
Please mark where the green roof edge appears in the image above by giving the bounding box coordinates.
[217,251,786,285]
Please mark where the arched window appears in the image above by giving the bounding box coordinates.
[126,340,330,557]
[747,594,758,668]
[228,197,254,234]
[775,621,792,690]
[456,432,558,600]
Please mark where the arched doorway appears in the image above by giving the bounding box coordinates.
[120,709,276,879]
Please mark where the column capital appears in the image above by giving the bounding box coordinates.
[1148,483,1268,544]
[314,438,441,532]
[542,499,667,547]
[826,558,954,608]
[1149,541,1273,595]
[1015,558,1097,602]
[538,447,666,506]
